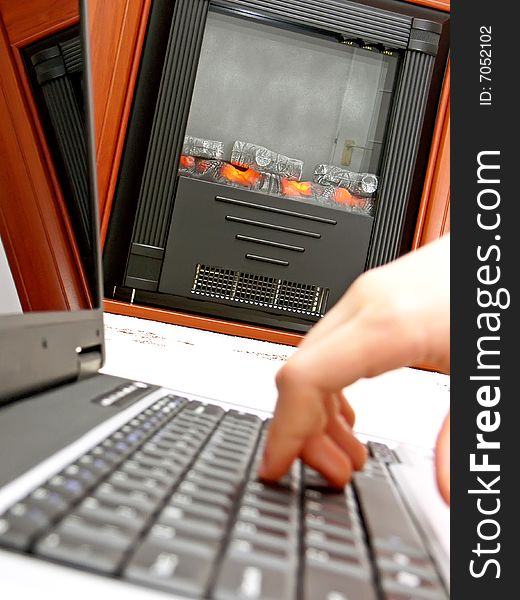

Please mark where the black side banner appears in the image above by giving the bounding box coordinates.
[452,0,516,597]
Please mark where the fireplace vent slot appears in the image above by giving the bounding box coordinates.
[191,264,328,316]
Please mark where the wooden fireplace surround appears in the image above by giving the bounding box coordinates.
[0,0,450,346]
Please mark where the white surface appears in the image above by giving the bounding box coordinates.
[0,236,22,314]
[102,313,450,451]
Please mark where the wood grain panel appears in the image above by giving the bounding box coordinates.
[0,10,89,310]
[413,60,450,248]
[416,108,450,244]
[406,0,449,10]
[104,300,305,347]
[87,0,151,226]
[0,0,77,46]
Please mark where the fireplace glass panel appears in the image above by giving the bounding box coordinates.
[182,9,400,216]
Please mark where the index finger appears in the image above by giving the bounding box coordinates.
[259,370,327,481]
[260,312,419,481]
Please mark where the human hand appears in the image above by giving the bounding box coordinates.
[259,235,450,492]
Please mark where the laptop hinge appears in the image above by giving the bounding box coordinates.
[76,346,103,380]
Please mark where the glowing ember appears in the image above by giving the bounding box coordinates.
[334,187,367,209]
[220,163,262,187]
[179,155,195,169]
[281,179,313,197]
[333,187,355,205]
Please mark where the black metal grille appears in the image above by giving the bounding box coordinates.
[191,264,328,316]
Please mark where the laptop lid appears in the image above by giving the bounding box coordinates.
[0,0,103,403]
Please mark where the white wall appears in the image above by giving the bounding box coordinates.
[0,235,22,314]
[186,11,396,178]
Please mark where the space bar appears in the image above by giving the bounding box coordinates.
[353,471,428,557]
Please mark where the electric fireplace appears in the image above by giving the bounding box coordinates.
[104,0,450,332]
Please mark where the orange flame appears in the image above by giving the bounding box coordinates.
[281,179,313,197]
[179,155,195,169]
[333,187,355,205]
[220,163,262,187]
[334,187,366,208]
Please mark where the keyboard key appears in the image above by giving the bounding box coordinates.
[46,474,86,502]
[384,594,446,600]
[376,548,437,576]
[193,463,244,483]
[157,512,224,541]
[0,502,50,550]
[36,529,125,573]
[131,451,184,473]
[199,456,246,474]
[233,519,293,550]
[303,564,377,600]
[305,530,363,558]
[174,485,232,509]
[125,539,214,596]
[305,546,370,577]
[242,493,293,516]
[246,481,294,503]
[228,537,292,564]
[354,472,428,556]
[148,522,220,555]
[367,441,398,464]
[381,575,447,600]
[185,470,237,496]
[306,512,361,541]
[303,466,336,490]
[78,454,112,477]
[107,470,169,500]
[202,447,246,463]
[57,513,136,549]
[226,410,262,425]
[305,513,357,540]
[95,483,158,514]
[77,496,147,532]
[213,556,295,600]
[237,505,292,533]
[167,496,228,523]
[378,556,440,582]
[27,487,69,519]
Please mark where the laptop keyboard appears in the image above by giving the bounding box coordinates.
[0,394,447,599]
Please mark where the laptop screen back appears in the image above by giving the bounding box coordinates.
[0,0,103,402]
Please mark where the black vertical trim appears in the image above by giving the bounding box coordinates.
[26,35,91,256]
[131,0,210,248]
[103,0,178,290]
[125,0,210,289]
[40,77,90,245]
[366,50,435,268]
[61,37,82,74]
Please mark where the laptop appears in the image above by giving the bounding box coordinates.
[0,1,449,598]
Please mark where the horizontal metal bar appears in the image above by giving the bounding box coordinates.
[236,234,305,252]
[226,215,321,238]
[216,195,336,225]
[245,254,289,266]
[125,276,158,291]
[131,243,165,260]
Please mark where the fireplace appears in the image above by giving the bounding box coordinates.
[104,0,449,332]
